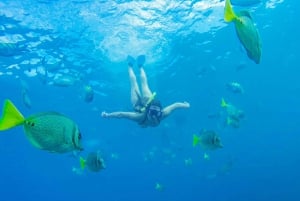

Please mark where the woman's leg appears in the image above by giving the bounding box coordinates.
[128,66,141,106]
[140,67,153,99]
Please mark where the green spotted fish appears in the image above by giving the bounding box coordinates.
[0,99,83,153]
[224,0,262,64]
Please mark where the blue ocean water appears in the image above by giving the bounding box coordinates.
[0,0,299,201]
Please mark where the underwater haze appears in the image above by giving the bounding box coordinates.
[0,0,299,201]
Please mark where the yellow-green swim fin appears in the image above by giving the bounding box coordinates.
[224,0,236,22]
[0,99,25,131]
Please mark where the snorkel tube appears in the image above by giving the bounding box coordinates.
[140,92,157,112]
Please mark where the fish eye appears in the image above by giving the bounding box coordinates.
[25,121,34,127]
[78,133,82,139]
[212,136,219,144]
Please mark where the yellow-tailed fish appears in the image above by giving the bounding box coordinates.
[0,99,83,153]
[193,130,223,150]
[80,151,105,172]
[224,0,262,64]
[221,98,245,122]
[83,85,94,103]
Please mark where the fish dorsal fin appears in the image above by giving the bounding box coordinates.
[0,99,25,131]
[239,10,253,20]
[27,112,64,119]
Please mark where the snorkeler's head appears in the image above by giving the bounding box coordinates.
[147,100,163,119]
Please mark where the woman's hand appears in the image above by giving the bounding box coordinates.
[182,101,190,108]
[101,111,108,118]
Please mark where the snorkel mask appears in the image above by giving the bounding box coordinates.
[147,101,162,119]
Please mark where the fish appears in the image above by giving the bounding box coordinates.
[83,85,94,103]
[22,89,32,109]
[80,151,105,172]
[52,74,77,87]
[20,80,32,109]
[72,167,84,175]
[221,98,245,122]
[155,183,164,191]
[0,99,83,153]
[0,42,27,57]
[226,82,244,94]
[184,158,193,166]
[203,153,210,160]
[224,0,262,64]
[110,153,119,159]
[193,130,223,150]
[226,116,241,128]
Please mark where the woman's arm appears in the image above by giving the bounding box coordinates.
[162,101,190,118]
[101,111,144,122]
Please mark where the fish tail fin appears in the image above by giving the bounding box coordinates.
[224,0,236,22]
[79,157,86,169]
[0,99,25,131]
[221,98,228,108]
[193,134,201,147]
